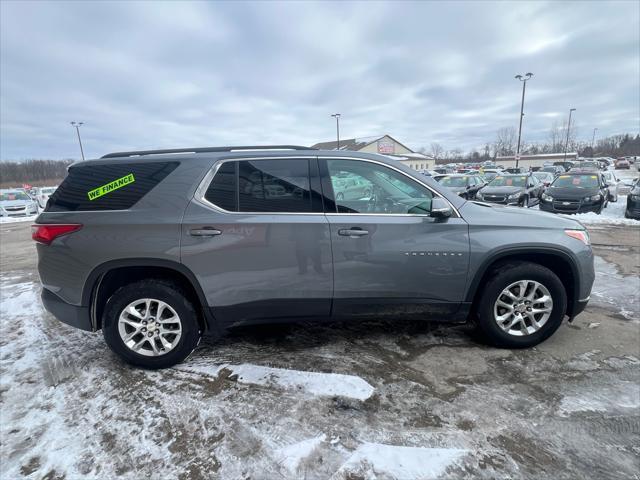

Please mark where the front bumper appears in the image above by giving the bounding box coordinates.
[539,199,603,214]
[568,296,590,320]
[626,198,640,219]
[41,288,93,331]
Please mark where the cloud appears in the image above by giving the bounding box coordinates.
[0,0,638,159]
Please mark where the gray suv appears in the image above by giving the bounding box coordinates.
[34,146,595,368]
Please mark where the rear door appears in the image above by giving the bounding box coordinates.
[181,157,332,326]
[320,157,470,320]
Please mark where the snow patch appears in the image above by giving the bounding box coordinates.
[559,380,640,416]
[591,256,640,320]
[180,363,376,401]
[275,434,326,473]
[0,214,38,224]
[333,443,468,479]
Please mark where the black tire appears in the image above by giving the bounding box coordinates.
[475,261,567,348]
[521,196,529,208]
[102,279,202,369]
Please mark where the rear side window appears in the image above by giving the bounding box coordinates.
[46,162,179,212]
[204,159,318,213]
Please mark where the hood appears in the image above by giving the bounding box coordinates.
[0,199,34,207]
[547,186,600,199]
[442,186,467,195]
[480,186,523,195]
[460,200,583,230]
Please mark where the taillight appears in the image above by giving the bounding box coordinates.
[31,224,82,245]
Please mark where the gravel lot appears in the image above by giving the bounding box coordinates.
[1,212,639,479]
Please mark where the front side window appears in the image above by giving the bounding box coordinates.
[326,159,433,214]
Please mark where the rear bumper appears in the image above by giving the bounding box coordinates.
[41,288,93,331]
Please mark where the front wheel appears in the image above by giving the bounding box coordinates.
[475,262,567,348]
[102,279,202,369]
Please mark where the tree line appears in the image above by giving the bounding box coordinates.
[423,129,640,164]
[0,159,72,186]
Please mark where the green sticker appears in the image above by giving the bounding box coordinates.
[87,173,135,200]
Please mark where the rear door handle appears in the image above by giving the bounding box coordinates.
[189,228,222,237]
[338,228,369,238]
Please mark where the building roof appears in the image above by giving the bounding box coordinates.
[311,134,415,153]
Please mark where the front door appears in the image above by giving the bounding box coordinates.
[181,157,332,327]
[320,158,470,319]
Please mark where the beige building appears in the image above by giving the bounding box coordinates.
[311,134,435,171]
[496,152,579,169]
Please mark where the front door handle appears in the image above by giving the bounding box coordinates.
[189,228,222,237]
[338,228,369,238]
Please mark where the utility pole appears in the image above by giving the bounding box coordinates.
[563,108,576,162]
[70,121,85,161]
[331,113,341,150]
[591,127,598,156]
[514,73,533,168]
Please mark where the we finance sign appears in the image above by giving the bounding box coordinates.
[87,173,135,200]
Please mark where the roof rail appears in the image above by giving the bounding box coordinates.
[101,145,316,159]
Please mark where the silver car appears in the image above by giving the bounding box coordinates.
[0,189,38,217]
[34,186,57,209]
[601,171,620,202]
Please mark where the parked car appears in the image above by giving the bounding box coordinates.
[34,145,595,368]
[553,161,576,171]
[504,167,529,174]
[476,173,544,207]
[332,174,372,201]
[433,174,486,199]
[0,189,39,217]
[615,158,630,169]
[33,186,58,209]
[533,171,555,187]
[481,169,502,181]
[542,165,565,176]
[433,167,454,175]
[601,171,620,202]
[539,172,609,214]
[625,178,640,219]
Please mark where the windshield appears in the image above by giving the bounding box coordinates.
[437,176,468,187]
[0,191,30,201]
[488,175,527,187]
[41,187,56,194]
[533,172,552,181]
[552,174,600,188]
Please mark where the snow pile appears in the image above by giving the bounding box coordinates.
[181,363,376,400]
[333,443,468,479]
[0,214,38,224]
[275,434,326,473]
[568,195,638,225]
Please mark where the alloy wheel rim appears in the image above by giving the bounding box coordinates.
[118,298,182,356]
[493,280,553,336]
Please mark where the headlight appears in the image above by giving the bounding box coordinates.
[565,229,590,246]
[542,193,553,201]
[583,194,601,201]
[507,193,520,200]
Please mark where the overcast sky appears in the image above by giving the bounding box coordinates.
[1,0,638,160]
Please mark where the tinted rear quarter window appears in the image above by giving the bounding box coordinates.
[46,161,179,212]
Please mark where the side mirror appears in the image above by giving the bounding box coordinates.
[431,197,452,219]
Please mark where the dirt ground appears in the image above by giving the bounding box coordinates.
[0,221,638,479]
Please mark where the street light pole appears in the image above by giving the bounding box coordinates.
[591,127,598,155]
[563,108,576,162]
[514,72,533,168]
[70,121,85,161]
[331,113,341,150]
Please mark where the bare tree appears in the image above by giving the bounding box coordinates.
[494,127,517,157]
[429,142,444,161]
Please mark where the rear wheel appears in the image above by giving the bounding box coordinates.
[102,279,201,369]
[475,262,567,348]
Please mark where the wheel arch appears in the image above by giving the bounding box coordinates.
[466,247,580,317]
[83,258,218,335]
